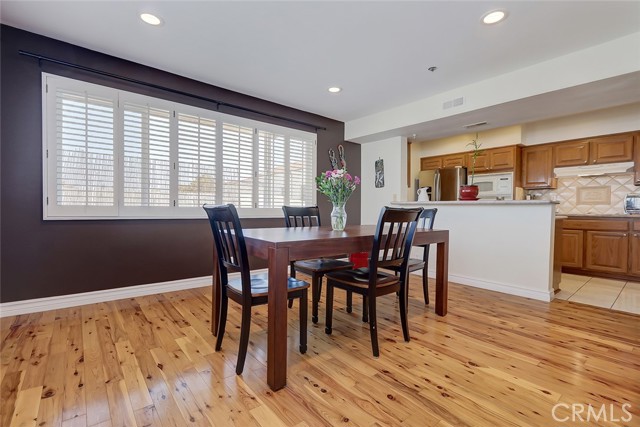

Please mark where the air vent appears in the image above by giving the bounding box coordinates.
[463,121,488,129]
[442,96,464,110]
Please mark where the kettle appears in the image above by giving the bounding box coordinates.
[417,187,430,202]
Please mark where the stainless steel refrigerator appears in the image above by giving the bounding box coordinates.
[417,167,467,201]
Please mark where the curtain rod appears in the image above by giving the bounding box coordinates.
[19,50,327,131]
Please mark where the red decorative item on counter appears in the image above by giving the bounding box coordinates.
[459,184,479,201]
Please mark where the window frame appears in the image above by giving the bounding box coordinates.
[42,73,317,220]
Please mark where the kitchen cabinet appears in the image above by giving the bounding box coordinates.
[421,156,442,170]
[634,135,640,185]
[554,141,589,167]
[584,231,628,274]
[466,145,517,173]
[521,145,556,189]
[561,229,583,268]
[588,133,633,164]
[562,217,638,280]
[442,153,466,167]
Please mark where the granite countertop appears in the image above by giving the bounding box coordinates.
[393,200,558,206]
[562,214,640,218]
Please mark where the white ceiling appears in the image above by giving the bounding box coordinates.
[2,1,640,141]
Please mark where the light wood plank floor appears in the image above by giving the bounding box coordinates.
[1,276,639,427]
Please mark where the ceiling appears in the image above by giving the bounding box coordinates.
[2,1,640,141]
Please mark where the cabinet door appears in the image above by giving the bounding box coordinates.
[554,141,589,167]
[467,152,490,172]
[490,146,515,170]
[521,145,555,189]
[442,154,466,168]
[421,157,442,170]
[630,232,640,276]
[634,134,640,185]
[561,230,583,268]
[585,231,628,273]
[589,134,633,164]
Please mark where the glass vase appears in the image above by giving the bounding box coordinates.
[330,203,347,231]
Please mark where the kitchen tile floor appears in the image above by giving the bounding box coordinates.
[555,273,640,314]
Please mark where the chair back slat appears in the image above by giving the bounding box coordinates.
[370,207,423,278]
[203,204,252,297]
[282,206,321,228]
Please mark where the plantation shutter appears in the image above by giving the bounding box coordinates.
[53,86,116,215]
[257,130,286,208]
[122,102,172,207]
[289,136,316,206]
[221,123,254,208]
[177,113,217,206]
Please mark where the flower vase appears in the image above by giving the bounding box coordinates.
[330,203,347,231]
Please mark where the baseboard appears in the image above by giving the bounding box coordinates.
[418,270,554,302]
[0,275,214,317]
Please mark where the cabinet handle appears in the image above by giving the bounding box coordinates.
[623,233,628,237]
[592,159,597,163]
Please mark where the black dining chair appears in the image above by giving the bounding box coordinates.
[203,204,309,375]
[282,205,354,324]
[324,206,422,357]
[383,208,437,304]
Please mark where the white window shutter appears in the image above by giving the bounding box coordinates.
[177,113,217,206]
[289,136,316,206]
[257,130,286,208]
[221,123,254,208]
[122,102,171,207]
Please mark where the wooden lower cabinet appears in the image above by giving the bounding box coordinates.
[584,231,628,274]
[561,230,583,268]
[630,232,640,276]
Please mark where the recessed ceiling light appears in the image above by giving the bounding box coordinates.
[482,10,507,25]
[328,87,342,93]
[140,13,162,26]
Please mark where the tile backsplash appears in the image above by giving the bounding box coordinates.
[536,173,636,215]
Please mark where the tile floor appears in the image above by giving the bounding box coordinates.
[555,273,640,314]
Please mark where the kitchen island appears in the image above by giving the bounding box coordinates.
[392,200,558,301]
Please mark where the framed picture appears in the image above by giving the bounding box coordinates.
[375,159,385,188]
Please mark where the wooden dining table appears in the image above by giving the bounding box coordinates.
[210,225,449,391]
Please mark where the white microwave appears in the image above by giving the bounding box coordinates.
[473,172,514,200]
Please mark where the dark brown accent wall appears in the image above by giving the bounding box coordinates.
[0,25,360,303]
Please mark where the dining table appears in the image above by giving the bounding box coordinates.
[210,224,449,391]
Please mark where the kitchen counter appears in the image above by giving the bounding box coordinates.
[392,200,558,302]
[563,214,639,218]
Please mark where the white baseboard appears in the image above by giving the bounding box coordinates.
[1,275,213,317]
[417,270,553,302]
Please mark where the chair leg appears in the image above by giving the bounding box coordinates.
[288,298,294,309]
[288,263,296,309]
[311,274,322,324]
[399,284,410,342]
[324,282,334,334]
[215,294,228,351]
[362,296,368,322]
[235,302,252,375]
[422,265,430,305]
[368,295,379,357]
[346,290,353,313]
[299,290,308,354]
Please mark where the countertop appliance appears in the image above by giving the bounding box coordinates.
[417,167,467,201]
[624,193,640,214]
[473,171,514,200]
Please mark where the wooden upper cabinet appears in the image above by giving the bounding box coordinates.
[634,134,640,185]
[490,146,516,170]
[421,156,442,170]
[467,151,489,171]
[442,153,466,168]
[561,229,583,269]
[521,145,556,189]
[554,141,589,167]
[585,231,629,274]
[588,134,634,164]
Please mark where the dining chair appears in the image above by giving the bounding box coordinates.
[383,208,437,304]
[324,206,423,357]
[282,205,354,323]
[203,204,309,375]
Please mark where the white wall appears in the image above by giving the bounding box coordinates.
[360,136,407,224]
[522,102,640,145]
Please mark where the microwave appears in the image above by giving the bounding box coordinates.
[624,193,640,214]
[473,172,514,200]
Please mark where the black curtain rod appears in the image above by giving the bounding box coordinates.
[19,50,327,131]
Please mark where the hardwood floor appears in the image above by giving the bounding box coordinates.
[1,276,639,427]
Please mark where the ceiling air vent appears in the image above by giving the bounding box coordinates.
[443,96,464,110]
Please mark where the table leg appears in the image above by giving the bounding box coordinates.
[435,236,449,316]
[267,246,289,391]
